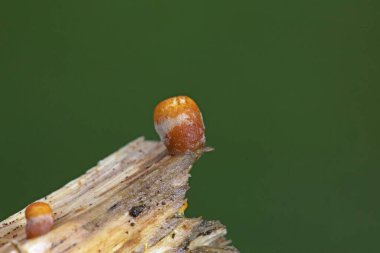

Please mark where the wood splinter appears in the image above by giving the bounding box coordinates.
[0,96,239,253]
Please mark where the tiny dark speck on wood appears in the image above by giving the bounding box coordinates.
[129,205,146,218]
[108,202,119,212]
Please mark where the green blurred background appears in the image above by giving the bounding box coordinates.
[1,0,379,252]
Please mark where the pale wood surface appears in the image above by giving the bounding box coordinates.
[0,137,238,253]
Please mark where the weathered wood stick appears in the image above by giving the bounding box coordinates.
[0,137,238,253]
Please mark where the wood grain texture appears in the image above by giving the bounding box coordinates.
[0,137,238,253]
